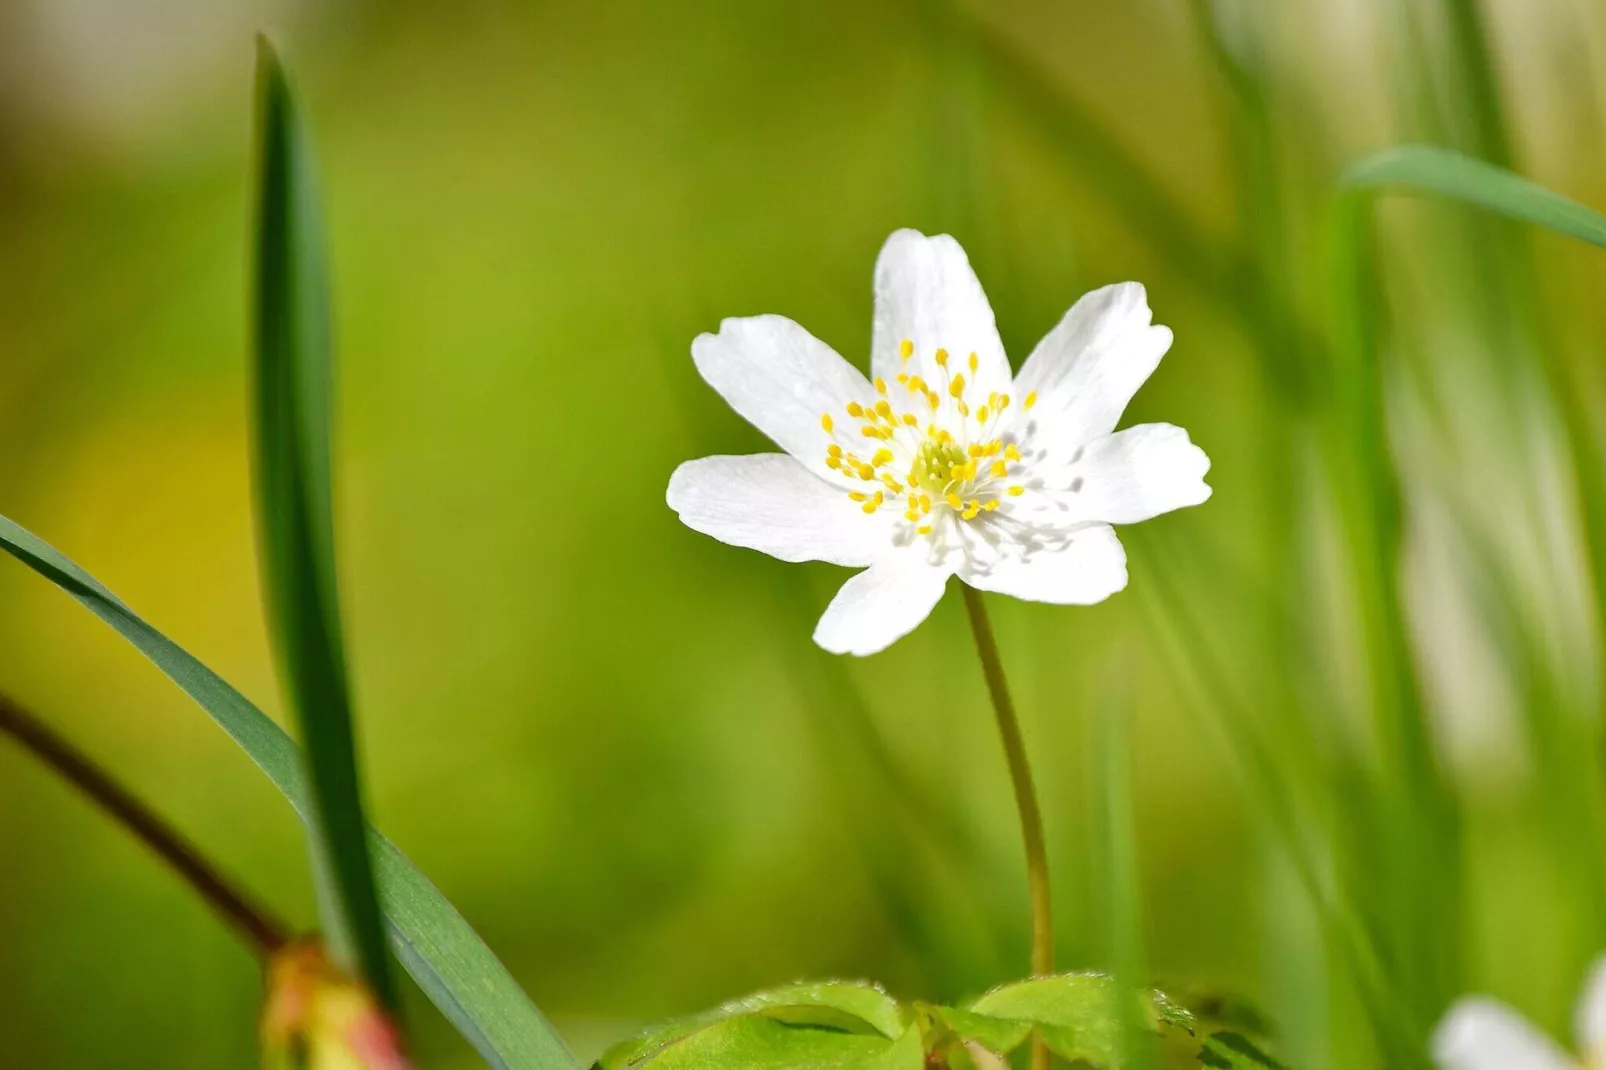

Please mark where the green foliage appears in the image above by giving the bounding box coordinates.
[595,974,1287,1070]
[251,35,396,1012]
[0,513,579,1070]
[1341,145,1606,248]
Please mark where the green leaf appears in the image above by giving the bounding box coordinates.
[251,34,395,1010]
[1198,1032,1287,1070]
[1340,145,1606,248]
[924,1005,1032,1055]
[0,513,579,1070]
[966,973,1190,1067]
[600,1014,923,1070]
[598,982,908,1069]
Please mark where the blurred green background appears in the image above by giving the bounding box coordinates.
[5,1,1606,1066]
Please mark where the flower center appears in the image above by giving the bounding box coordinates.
[818,339,1036,534]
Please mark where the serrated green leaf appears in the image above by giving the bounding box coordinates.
[251,34,395,1010]
[598,982,907,1069]
[924,1004,1032,1055]
[1340,145,1606,248]
[0,513,578,1070]
[966,974,1186,1068]
[600,1010,923,1070]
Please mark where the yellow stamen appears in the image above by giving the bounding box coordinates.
[874,399,893,419]
[899,338,914,360]
[945,493,963,509]
[917,524,933,535]
[968,352,978,373]
[872,448,894,466]
[875,377,888,395]
[846,401,864,418]
[991,460,1008,478]
[1005,443,1022,461]
[962,500,981,520]
[1007,485,1025,496]
[935,348,949,367]
[857,463,875,480]
[821,413,834,432]
[949,375,966,398]
[983,500,1000,512]
[902,413,918,427]
[848,491,867,502]
[827,444,843,457]
[1024,391,1038,410]
[826,456,841,469]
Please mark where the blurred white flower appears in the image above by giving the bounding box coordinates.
[667,229,1210,656]
[1434,958,1606,1070]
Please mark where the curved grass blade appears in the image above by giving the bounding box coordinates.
[1341,145,1606,248]
[0,513,580,1070]
[252,34,395,1009]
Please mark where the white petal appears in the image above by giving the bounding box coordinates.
[1576,955,1606,1054]
[870,229,1011,401]
[668,454,889,567]
[691,315,873,474]
[1012,282,1173,450]
[959,524,1128,605]
[1024,423,1211,526]
[813,556,952,656]
[1432,998,1572,1070]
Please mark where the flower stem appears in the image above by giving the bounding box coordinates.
[0,691,289,955]
[960,585,1053,1070]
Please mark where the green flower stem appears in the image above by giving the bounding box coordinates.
[0,691,289,955]
[960,585,1053,1070]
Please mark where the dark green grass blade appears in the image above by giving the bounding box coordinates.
[0,513,580,1070]
[252,36,394,1007]
[1342,145,1606,248]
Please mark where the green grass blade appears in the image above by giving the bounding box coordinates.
[1133,534,1427,1069]
[1089,684,1148,1070]
[252,35,395,1007]
[1341,145,1606,248]
[1339,147,1606,664]
[0,512,580,1070]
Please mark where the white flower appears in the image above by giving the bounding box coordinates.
[667,229,1211,656]
[1434,958,1606,1070]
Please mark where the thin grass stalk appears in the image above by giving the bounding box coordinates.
[0,692,288,954]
